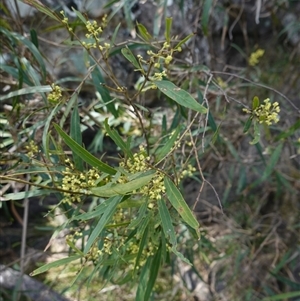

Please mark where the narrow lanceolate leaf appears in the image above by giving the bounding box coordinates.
[243,116,253,133]
[90,171,155,197]
[104,118,133,159]
[155,126,181,162]
[249,120,261,145]
[252,96,260,110]
[54,123,116,175]
[30,255,82,276]
[144,246,162,300]
[174,33,195,50]
[137,23,152,42]
[71,104,84,171]
[121,47,142,70]
[165,17,172,44]
[3,189,54,201]
[154,80,207,114]
[201,0,213,36]
[0,85,52,102]
[260,143,283,182]
[164,177,200,238]
[90,56,118,118]
[84,196,122,254]
[157,199,177,246]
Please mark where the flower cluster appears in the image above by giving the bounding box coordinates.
[47,84,62,104]
[147,41,180,68]
[180,164,196,179]
[120,146,166,202]
[61,159,99,204]
[141,171,166,203]
[121,145,151,173]
[243,98,280,125]
[25,140,39,158]
[82,16,108,50]
[86,20,103,38]
[249,48,265,66]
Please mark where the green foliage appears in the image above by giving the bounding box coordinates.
[1,1,299,301]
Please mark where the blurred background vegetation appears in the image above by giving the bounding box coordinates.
[0,0,299,301]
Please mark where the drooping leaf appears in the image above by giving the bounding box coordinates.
[201,0,212,36]
[174,33,195,50]
[121,47,142,70]
[104,118,133,159]
[243,116,253,133]
[54,123,116,175]
[30,255,82,276]
[0,85,52,102]
[144,246,161,300]
[89,56,118,118]
[90,171,155,197]
[3,189,54,201]
[154,80,207,114]
[157,199,177,246]
[84,195,122,254]
[155,126,181,162]
[71,103,84,171]
[249,119,261,145]
[261,291,300,301]
[164,177,200,238]
[137,23,152,42]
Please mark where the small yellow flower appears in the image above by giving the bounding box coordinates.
[47,84,62,104]
[249,48,265,66]
[243,98,280,126]
[25,140,39,157]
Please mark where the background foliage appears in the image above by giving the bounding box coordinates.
[0,0,299,301]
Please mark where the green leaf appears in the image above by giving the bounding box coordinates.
[260,143,283,182]
[136,256,151,301]
[157,199,177,246]
[3,189,54,201]
[252,96,260,110]
[275,119,300,141]
[73,200,116,221]
[201,0,212,36]
[243,116,253,133]
[261,291,300,301]
[174,33,195,50]
[164,177,200,238]
[111,23,121,45]
[144,246,161,300]
[24,0,61,21]
[73,9,87,24]
[54,123,116,175]
[42,104,61,159]
[171,247,192,265]
[0,27,47,81]
[90,171,155,197]
[89,56,118,118]
[0,85,52,102]
[154,80,207,114]
[71,103,84,171]
[30,255,82,276]
[137,23,152,42]
[84,195,122,254]
[134,223,149,270]
[155,126,181,162]
[164,17,172,44]
[121,47,141,70]
[30,29,39,49]
[249,120,261,145]
[104,118,133,159]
